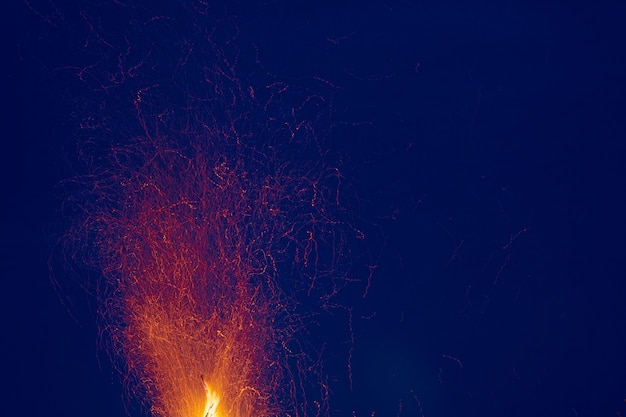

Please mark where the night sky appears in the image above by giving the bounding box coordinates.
[3,1,626,417]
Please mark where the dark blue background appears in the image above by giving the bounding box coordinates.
[3,1,626,416]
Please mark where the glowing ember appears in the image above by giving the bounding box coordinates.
[46,4,359,416]
[97,143,293,417]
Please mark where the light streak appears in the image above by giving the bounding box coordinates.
[42,4,364,416]
[83,137,329,417]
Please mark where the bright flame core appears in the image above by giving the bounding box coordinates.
[202,379,220,417]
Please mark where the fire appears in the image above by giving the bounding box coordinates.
[201,378,220,417]
[54,7,352,416]
[88,142,296,417]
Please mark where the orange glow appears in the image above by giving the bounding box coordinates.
[48,4,357,417]
[89,140,310,417]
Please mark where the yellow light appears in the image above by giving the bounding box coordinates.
[202,377,220,417]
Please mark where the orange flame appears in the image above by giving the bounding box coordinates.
[96,145,293,417]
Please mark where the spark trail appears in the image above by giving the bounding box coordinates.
[49,9,362,417]
[72,124,347,417]
[69,113,353,417]
[99,140,283,417]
